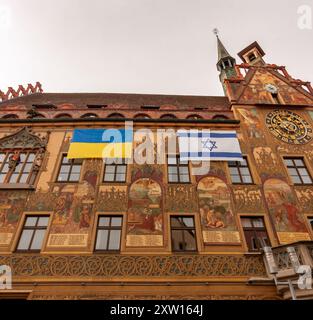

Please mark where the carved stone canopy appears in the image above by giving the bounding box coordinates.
[0,127,49,149]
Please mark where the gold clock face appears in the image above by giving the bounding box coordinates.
[266,110,313,144]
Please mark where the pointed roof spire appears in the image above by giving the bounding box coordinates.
[213,29,236,70]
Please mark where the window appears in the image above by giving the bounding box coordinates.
[103,160,127,183]
[241,217,270,252]
[228,157,253,184]
[57,155,83,182]
[95,216,123,251]
[80,113,98,119]
[167,155,190,183]
[141,105,160,110]
[284,157,312,185]
[107,113,125,119]
[16,216,50,252]
[187,114,203,120]
[0,151,39,184]
[160,114,177,119]
[212,115,229,120]
[248,53,256,62]
[271,93,280,104]
[87,105,107,109]
[55,114,72,119]
[170,216,197,252]
[134,114,151,119]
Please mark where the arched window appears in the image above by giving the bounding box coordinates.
[55,114,72,119]
[212,115,229,120]
[134,114,151,119]
[160,114,177,120]
[107,113,125,119]
[80,113,98,119]
[2,114,19,119]
[187,114,203,120]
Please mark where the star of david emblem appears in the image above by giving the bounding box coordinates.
[201,138,217,152]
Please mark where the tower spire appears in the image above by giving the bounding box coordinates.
[213,29,236,95]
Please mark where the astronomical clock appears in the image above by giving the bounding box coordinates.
[266,109,313,144]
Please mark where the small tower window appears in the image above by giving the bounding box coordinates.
[248,53,256,62]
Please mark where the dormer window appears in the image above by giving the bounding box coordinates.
[87,105,107,109]
[141,105,160,110]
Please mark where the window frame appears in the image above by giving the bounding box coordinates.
[167,155,191,184]
[170,215,197,253]
[0,149,40,185]
[283,157,313,185]
[103,160,127,183]
[241,216,270,252]
[56,154,83,183]
[15,215,50,253]
[94,215,123,252]
[228,156,254,185]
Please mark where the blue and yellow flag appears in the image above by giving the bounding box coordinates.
[67,129,133,159]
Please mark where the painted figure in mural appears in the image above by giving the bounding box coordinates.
[264,179,307,232]
[197,177,236,231]
[79,205,90,229]
[0,192,27,232]
[237,109,263,139]
[8,151,20,170]
[127,178,163,235]
[53,193,73,225]
[253,147,277,167]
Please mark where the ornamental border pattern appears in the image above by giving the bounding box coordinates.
[0,254,266,278]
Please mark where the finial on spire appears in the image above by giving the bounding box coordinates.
[213,28,219,37]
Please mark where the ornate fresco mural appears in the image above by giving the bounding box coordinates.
[295,187,313,213]
[233,186,265,213]
[237,108,265,142]
[131,163,163,183]
[126,178,163,247]
[96,185,127,212]
[253,147,286,180]
[165,185,197,213]
[0,191,28,246]
[45,161,100,248]
[197,176,240,244]
[263,178,310,244]
[239,69,313,105]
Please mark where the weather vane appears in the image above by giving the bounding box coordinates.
[213,28,219,37]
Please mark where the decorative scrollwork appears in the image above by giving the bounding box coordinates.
[0,254,266,278]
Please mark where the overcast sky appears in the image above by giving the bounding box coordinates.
[0,0,312,96]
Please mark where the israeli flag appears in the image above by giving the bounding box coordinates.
[177,130,243,162]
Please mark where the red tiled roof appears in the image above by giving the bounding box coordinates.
[0,92,230,110]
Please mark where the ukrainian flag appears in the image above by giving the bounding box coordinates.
[67,129,133,159]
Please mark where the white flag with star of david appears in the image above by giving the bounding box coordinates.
[177,130,243,162]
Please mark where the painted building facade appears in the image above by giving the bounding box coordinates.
[0,38,313,300]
